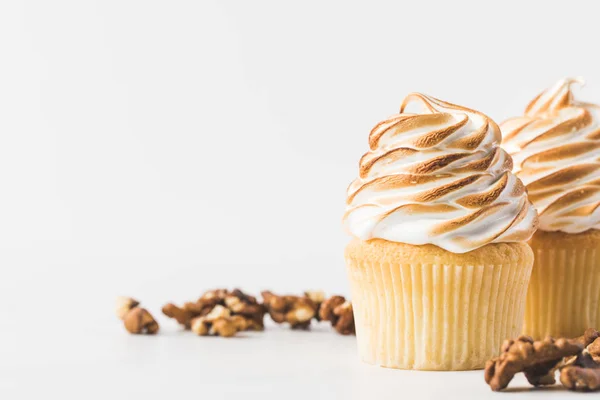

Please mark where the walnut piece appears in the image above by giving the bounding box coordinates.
[319,295,355,335]
[205,304,230,320]
[123,307,160,334]
[230,315,248,331]
[190,305,242,338]
[162,288,266,332]
[319,295,344,321]
[116,296,140,320]
[559,334,600,391]
[304,290,325,321]
[210,318,238,337]
[588,337,600,364]
[562,329,600,367]
[560,352,600,391]
[561,367,600,391]
[261,291,317,329]
[190,316,209,336]
[576,328,600,347]
[116,296,159,334]
[484,335,583,391]
[162,303,195,328]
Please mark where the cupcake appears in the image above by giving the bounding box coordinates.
[502,78,600,339]
[344,93,538,370]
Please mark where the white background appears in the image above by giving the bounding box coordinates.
[1,1,598,398]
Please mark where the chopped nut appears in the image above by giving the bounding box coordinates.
[162,303,195,328]
[226,289,267,330]
[523,360,560,387]
[261,291,287,323]
[560,367,600,391]
[190,313,242,338]
[484,335,583,391]
[201,289,229,302]
[569,351,599,369]
[123,307,159,335]
[210,317,238,337]
[286,303,315,328]
[204,304,231,321]
[182,301,214,317]
[117,297,159,335]
[191,316,209,336]
[244,318,264,331]
[230,288,258,305]
[319,296,355,335]
[588,337,600,363]
[230,315,248,331]
[304,290,325,320]
[163,288,266,332]
[224,295,245,313]
[186,297,259,338]
[319,295,344,321]
[304,290,325,304]
[116,296,139,320]
[333,301,355,335]
[224,295,265,317]
[564,329,600,366]
[560,353,600,391]
[576,328,600,347]
[261,291,317,329]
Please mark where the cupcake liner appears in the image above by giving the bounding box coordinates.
[524,230,600,339]
[346,240,533,370]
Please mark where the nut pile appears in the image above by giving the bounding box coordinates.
[261,290,320,329]
[260,290,355,335]
[117,289,355,338]
[116,297,159,335]
[485,328,600,392]
[560,329,600,391]
[162,288,267,337]
[190,305,248,338]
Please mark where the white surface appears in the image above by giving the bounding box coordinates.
[1,0,600,398]
[1,321,583,400]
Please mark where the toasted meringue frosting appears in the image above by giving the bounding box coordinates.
[502,78,600,233]
[344,93,538,254]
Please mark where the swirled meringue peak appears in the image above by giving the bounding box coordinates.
[502,78,600,233]
[344,93,538,253]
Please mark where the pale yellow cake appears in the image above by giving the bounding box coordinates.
[345,239,533,370]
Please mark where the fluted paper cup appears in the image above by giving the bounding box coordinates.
[345,239,533,370]
[524,229,600,339]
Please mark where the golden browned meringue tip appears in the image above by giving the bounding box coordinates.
[344,93,538,253]
[502,78,600,233]
[524,77,585,117]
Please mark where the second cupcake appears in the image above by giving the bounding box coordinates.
[344,93,538,370]
[502,78,600,339]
